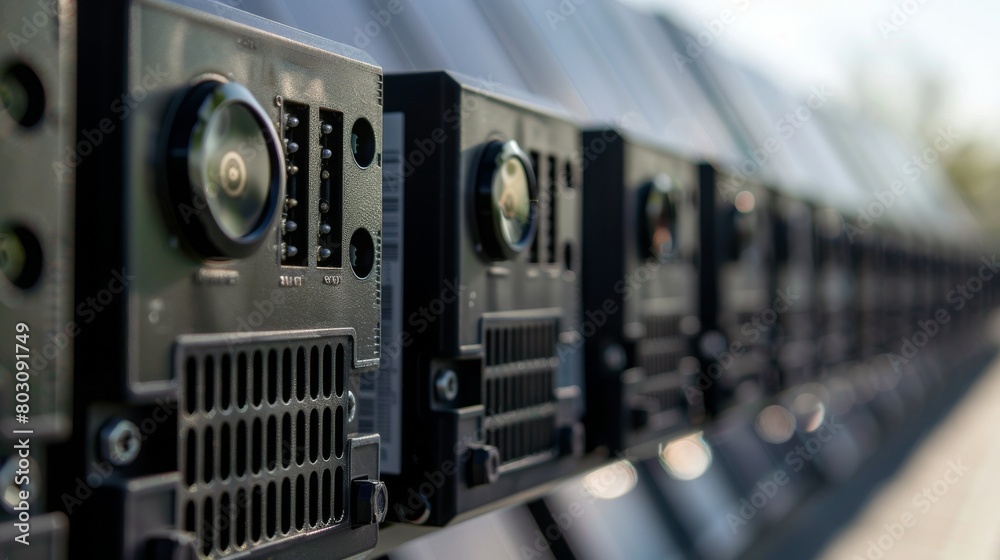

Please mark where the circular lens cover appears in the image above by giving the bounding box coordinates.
[475,139,538,261]
[162,79,283,259]
[639,174,679,261]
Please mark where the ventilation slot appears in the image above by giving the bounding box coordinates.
[636,338,686,378]
[546,155,558,264]
[528,151,541,263]
[482,317,560,470]
[178,334,350,559]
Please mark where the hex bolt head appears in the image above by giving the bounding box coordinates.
[466,444,500,487]
[100,417,141,466]
[351,479,388,527]
[435,369,459,402]
[346,391,357,423]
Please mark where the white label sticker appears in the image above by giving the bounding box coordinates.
[360,112,404,475]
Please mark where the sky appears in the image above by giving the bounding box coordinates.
[624,0,1000,141]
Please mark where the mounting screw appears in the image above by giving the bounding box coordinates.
[100,418,141,467]
[346,391,357,423]
[351,479,388,527]
[465,444,500,487]
[435,369,459,402]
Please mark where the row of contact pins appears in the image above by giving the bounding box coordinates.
[278,104,341,267]
[317,119,336,265]
[281,111,303,263]
[316,109,344,268]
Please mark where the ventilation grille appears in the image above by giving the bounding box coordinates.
[636,338,687,379]
[177,334,351,559]
[637,313,693,413]
[644,314,683,339]
[482,318,560,469]
[637,372,685,412]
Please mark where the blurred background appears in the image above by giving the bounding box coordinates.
[6,0,996,557]
[630,0,1000,233]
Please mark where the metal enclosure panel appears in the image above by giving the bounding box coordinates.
[63,0,385,557]
[380,71,586,526]
[0,0,76,439]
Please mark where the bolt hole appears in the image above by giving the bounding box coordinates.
[351,118,375,168]
[1,62,46,128]
[349,228,375,279]
[0,224,44,290]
